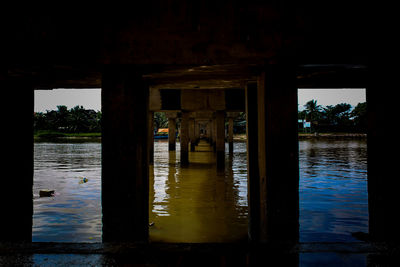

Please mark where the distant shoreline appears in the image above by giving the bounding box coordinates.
[233,133,366,141]
[34,132,367,142]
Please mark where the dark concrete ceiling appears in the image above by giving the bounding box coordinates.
[2,1,370,89]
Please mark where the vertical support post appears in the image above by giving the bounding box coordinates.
[180,111,189,166]
[195,121,200,144]
[168,118,176,151]
[102,65,149,243]
[246,82,260,242]
[367,66,400,242]
[213,118,217,152]
[208,120,213,144]
[228,117,234,154]
[257,65,299,244]
[0,80,33,241]
[149,111,154,164]
[216,110,225,169]
[189,117,196,152]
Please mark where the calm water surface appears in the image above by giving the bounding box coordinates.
[33,139,367,243]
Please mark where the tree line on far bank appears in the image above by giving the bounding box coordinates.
[298,100,367,133]
[34,100,367,136]
[34,105,101,135]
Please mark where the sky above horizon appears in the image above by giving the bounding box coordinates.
[34,88,366,112]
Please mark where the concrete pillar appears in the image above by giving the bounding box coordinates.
[208,120,213,144]
[257,65,299,244]
[216,110,225,169]
[195,121,200,144]
[0,80,33,241]
[189,118,196,152]
[149,111,154,164]
[367,67,400,242]
[213,118,217,152]
[180,111,190,166]
[228,117,234,154]
[102,66,149,242]
[246,82,260,242]
[168,118,176,151]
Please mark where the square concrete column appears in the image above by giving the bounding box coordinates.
[216,110,225,169]
[0,80,33,241]
[195,121,200,144]
[208,120,213,144]
[102,66,149,243]
[189,118,196,152]
[180,111,190,166]
[257,65,299,244]
[149,111,154,164]
[213,118,217,152]
[168,118,176,151]
[246,82,260,242]
[228,117,234,153]
[367,69,400,242]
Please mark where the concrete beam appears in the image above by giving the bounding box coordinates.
[181,90,225,111]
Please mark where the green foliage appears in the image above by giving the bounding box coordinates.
[299,100,367,133]
[34,105,102,133]
[153,112,168,130]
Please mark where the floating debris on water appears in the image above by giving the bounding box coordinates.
[39,189,55,197]
[149,222,155,227]
[79,177,89,184]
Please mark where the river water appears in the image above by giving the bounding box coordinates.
[32,139,367,243]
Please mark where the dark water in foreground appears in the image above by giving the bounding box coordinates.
[32,139,367,243]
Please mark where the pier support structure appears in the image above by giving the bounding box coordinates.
[0,80,33,242]
[166,112,177,151]
[189,117,196,152]
[256,65,299,244]
[228,117,234,154]
[216,110,226,169]
[180,111,190,166]
[101,66,149,242]
[367,68,400,242]
[246,82,260,242]
[149,111,154,164]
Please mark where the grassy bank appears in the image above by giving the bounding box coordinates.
[34,130,101,139]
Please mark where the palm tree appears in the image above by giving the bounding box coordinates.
[304,100,321,131]
[304,100,321,122]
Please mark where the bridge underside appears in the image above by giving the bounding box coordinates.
[1,2,398,264]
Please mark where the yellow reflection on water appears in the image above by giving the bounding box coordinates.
[149,140,248,243]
